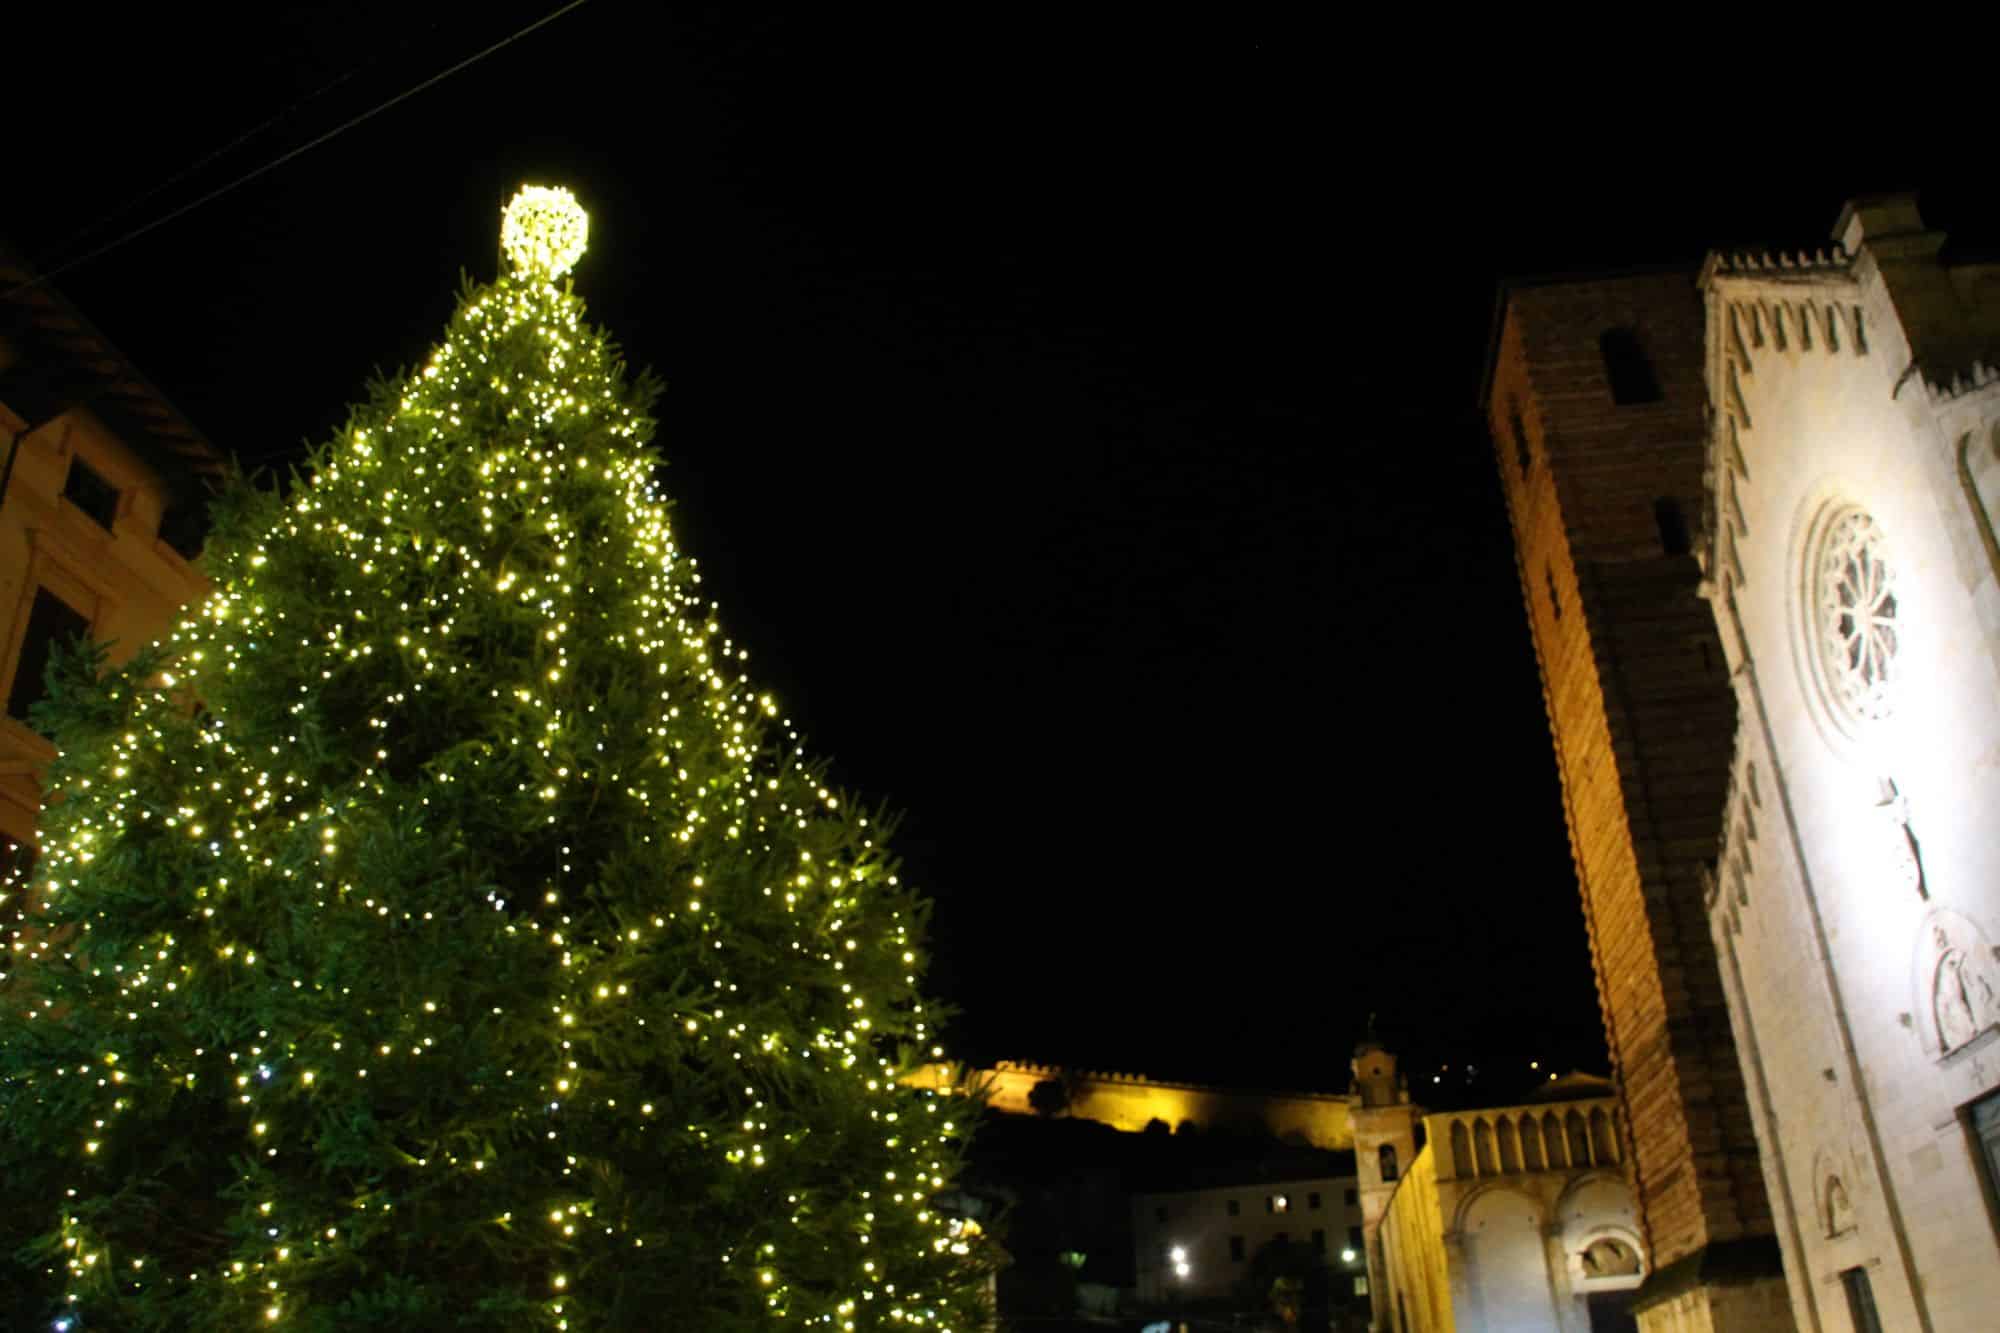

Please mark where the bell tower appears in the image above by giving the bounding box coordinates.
[1484,271,1789,1330]
[1348,1025,1419,1331]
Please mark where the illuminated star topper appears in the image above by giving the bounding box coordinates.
[501,185,589,280]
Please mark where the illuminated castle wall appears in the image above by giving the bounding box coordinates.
[1696,195,2000,1333]
[904,1061,1354,1150]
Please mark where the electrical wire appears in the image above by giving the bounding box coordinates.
[2,0,593,299]
[28,27,423,274]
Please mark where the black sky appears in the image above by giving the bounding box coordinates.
[8,6,1994,1100]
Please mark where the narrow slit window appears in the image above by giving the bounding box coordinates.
[1599,328,1663,405]
[1511,400,1532,478]
[1546,565,1563,621]
[1654,497,1692,556]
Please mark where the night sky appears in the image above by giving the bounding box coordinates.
[9,7,1993,1102]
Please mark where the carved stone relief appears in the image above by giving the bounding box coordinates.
[1913,908,2000,1057]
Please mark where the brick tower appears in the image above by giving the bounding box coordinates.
[1483,272,1792,1330]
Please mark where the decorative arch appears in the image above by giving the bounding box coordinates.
[1450,1179,1547,1236]
[1825,1175,1856,1237]
[1588,1107,1618,1164]
[1556,1171,1647,1292]
[1517,1113,1544,1171]
[1565,1110,1590,1166]
[1457,1185,1562,1328]
[1543,1111,1567,1168]
[1553,1167,1631,1216]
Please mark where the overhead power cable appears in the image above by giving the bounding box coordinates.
[30,31,416,274]
[3,0,592,300]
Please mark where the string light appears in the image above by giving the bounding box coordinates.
[0,186,985,1328]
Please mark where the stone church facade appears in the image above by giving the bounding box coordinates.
[1698,196,2000,1331]
[1490,193,2000,1332]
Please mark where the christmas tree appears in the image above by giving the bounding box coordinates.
[0,187,987,1331]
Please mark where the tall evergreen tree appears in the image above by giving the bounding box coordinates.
[0,188,985,1331]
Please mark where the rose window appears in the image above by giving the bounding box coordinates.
[1813,507,1897,724]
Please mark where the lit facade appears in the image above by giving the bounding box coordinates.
[1697,195,2000,1332]
[1351,1043,1648,1333]
[1130,1170,1364,1305]
[0,244,221,867]
[906,1060,1354,1149]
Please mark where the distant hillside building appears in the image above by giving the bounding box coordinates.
[1350,1039,1647,1332]
[0,244,222,890]
[1695,195,2000,1331]
[1484,264,1788,1331]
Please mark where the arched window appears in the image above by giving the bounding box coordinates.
[1566,1110,1590,1166]
[1496,1117,1521,1173]
[1589,1107,1617,1164]
[1518,1115,1543,1171]
[1379,1142,1399,1182]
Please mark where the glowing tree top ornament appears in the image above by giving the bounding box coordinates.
[500,184,590,280]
